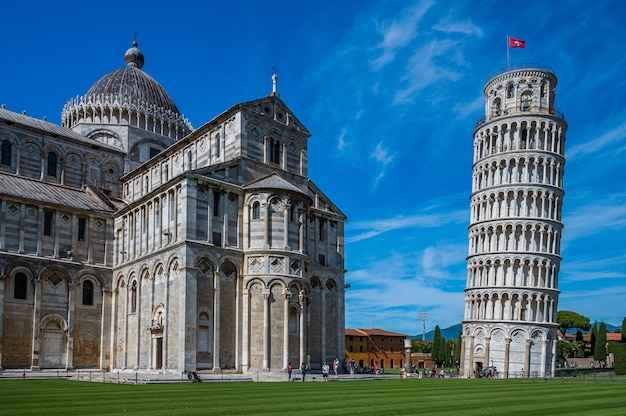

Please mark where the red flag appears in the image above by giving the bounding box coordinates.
[509,37,526,48]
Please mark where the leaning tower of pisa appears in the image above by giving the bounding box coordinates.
[460,64,567,379]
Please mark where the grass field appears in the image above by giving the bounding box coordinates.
[1,378,625,415]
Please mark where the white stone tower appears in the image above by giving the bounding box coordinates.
[461,64,567,378]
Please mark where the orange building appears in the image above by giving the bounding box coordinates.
[345,328,407,370]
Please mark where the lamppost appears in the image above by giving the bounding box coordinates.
[419,311,428,341]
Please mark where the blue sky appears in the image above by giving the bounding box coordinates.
[1,0,625,335]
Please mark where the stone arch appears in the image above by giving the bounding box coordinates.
[39,313,69,368]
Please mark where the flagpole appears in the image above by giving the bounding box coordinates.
[506,34,510,70]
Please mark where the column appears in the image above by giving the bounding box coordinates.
[36,207,44,255]
[283,290,291,370]
[468,335,475,377]
[213,271,221,370]
[242,203,249,249]
[102,288,113,370]
[484,337,491,368]
[551,339,557,378]
[321,286,327,361]
[241,288,250,372]
[134,278,141,369]
[298,209,305,253]
[0,200,5,250]
[283,204,290,249]
[66,282,75,370]
[263,202,270,248]
[0,275,6,369]
[299,290,307,366]
[235,274,242,370]
[524,339,531,377]
[540,340,548,378]
[31,277,42,370]
[504,338,510,378]
[60,157,66,185]
[16,146,21,175]
[208,187,214,243]
[262,289,270,369]
[18,204,25,253]
[222,190,228,247]
[173,187,179,242]
[87,216,93,264]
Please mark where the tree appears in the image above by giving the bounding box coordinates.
[557,310,591,338]
[411,340,432,354]
[575,331,584,358]
[594,322,607,364]
[431,325,444,367]
[445,339,456,367]
[454,333,462,369]
[622,316,626,342]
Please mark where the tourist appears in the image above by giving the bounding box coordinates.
[287,363,292,381]
[322,361,330,381]
[300,362,308,382]
[349,358,356,375]
[333,357,339,376]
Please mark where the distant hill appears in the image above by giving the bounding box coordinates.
[567,322,621,335]
[409,323,463,342]
[411,322,622,341]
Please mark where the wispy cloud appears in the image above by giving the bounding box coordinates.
[420,243,467,280]
[432,18,484,37]
[563,198,626,240]
[370,1,434,70]
[346,210,467,243]
[371,141,394,165]
[567,119,626,160]
[393,38,462,105]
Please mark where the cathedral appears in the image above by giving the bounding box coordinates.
[0,41,347,373]
[461,64,566,378]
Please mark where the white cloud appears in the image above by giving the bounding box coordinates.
[568,119,626,160]
[420,244,467,280]
[432,19,484,37]
[370,1,434,70]
[346,210,467,243]
[371,141,394,165]
[563,200,626,240]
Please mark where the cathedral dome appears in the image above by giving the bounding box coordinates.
[62,41,193,141]
[85,41,179,114]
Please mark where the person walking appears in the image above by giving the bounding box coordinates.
[333,357,339,376]
[349,358,356,375]
[287,363,292,381]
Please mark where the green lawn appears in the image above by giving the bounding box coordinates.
[1,378,625,415]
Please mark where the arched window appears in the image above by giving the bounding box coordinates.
[1,140,12,166]
[269,138,281,165]
[83,280,94,305]
[14,273,28,299]
[252,201,260,219]
[507,84,515,99]
[215,133,221,157]
[47,151,58,177]
[130,281,137,313]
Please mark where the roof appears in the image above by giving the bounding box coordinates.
[345,328,407,337]
[0,173,117,213]
[244,172,307,195]
[0,108,121,152]
[84,41,180,115]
